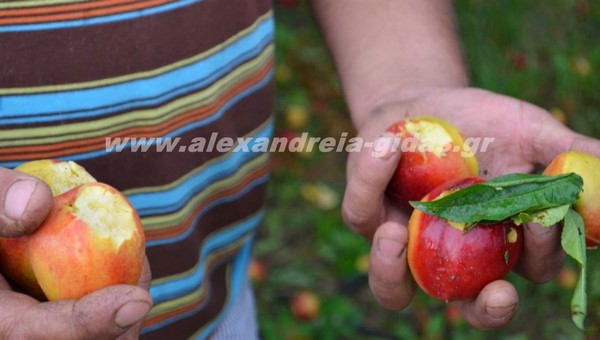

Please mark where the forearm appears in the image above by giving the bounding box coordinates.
[310,0,468,129]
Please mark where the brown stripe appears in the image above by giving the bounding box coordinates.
[143,243,240,327]
[146,163,269,240]
[0,0,272,87]
[0,59,273,160]
[145,182,265,279]
[141,262,230,339]
[75,80,273,191]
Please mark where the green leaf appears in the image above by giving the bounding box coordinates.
[511,204,571,227]
[410,173,582,223]
[562,209,587,330]
[486,173,570,186]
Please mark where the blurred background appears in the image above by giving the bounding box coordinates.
[252,0,600,339]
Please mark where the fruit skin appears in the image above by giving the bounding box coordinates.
[27,182,145,301]
[543,151,600,248]
[386,116,479,207]
[0,236,46,300]
[290,290,320,321]
[408,177,523,302]
[15,159,96,195]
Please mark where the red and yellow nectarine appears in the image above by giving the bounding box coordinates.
[0,160,145,301]
[543,151,600,248]
[408,178,523,301]
[386,116,479,207]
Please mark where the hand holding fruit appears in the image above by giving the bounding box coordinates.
[0,163,152,339]
[342,87,600,328]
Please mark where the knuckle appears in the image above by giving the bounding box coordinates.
[341,201,365,228]
[341,201,372,237]
[368,272,408,311]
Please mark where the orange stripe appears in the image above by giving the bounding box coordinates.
[145,164,269,240]
[142,246,239,327]
[0,0,138,18]
[0,59,273,160]
[0,0,172,25]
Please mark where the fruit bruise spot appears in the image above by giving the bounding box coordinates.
[507,227,518,243]
[404,120,453,158]
[72,186,135,249]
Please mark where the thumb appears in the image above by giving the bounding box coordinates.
[0,168,53,237]
[342,132,402,238]
[4,285,152,339]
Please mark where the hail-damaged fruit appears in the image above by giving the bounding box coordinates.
[385,116,479,208]
[543,151,600,248]
[408,177,523,301]
[0,160,145,301]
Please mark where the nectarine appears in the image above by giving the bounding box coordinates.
[290,290,320,321]
[386,117,479,207]
[408,178,523,301]
[0,160,145,301]
[543,151,600,248]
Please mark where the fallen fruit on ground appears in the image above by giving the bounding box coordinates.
[290,290,320,321]
[445,304,464,326]
[385,116,479,208]
[543,151,600,248]
[556,266,578,290]
[0,160,145,301]
[408,177,523,301]
[248,258,268,284]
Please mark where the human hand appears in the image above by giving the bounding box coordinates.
[0,167,152,339]
[342,87,600,328]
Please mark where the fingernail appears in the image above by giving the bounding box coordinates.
[485,303,517,320]
[377,238,405,259]
[115,301,151,328]
[371,133,400,160]
[4,180,36,220]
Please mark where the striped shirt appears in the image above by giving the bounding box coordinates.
[0,0,273,338]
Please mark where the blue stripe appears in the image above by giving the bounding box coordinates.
[145,174,269,247]
[0,17,273,124]
[195,237,253,339]
[148,212,261,304]
[0,70,274,169]
[127,123,272,216]
[0,0,202,33]
[142,234,254,335]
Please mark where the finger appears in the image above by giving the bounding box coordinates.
[0,168,53,237]
[119,257,153,340]
[456,280,518,329]
[568,134,600,158]
[342,133,401,238]
[0,275,10,290]
[137,256,152,290]
[514,223,565,283]
[527,112,600,165]
[368,221,415,310]
[3,285,152,339]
